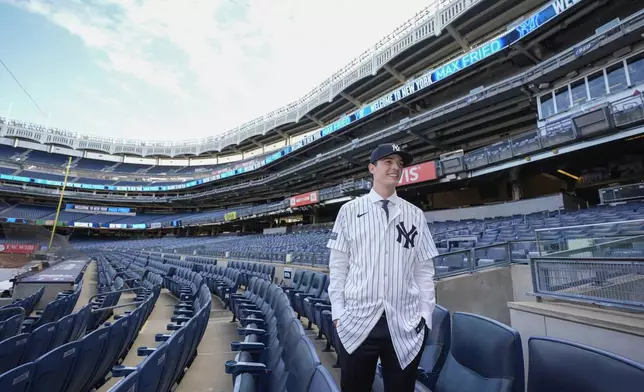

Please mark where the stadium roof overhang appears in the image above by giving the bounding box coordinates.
[0,0,625,209]
[219,0,551,155]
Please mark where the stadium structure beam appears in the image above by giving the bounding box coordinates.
[249,138,263,148]
[383,64,406,83]
[340,154,362,167]
[304,113,325,127]
[274,129,289,139]
[339,91,362,107]
[445,24,470,51]
[514,44,540,64]
[407,130,449,151]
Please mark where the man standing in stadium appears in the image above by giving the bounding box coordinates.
[327,143,438,392]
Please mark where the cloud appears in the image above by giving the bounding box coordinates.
[5,0,434,142]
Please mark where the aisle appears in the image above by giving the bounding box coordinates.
[73,260,97,312]
[97,288,178,390]
[175,295,238,392]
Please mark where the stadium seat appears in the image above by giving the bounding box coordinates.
[61,327,112,392]
[427,312,524,392]
[0,362,33,392]
[50,313,76,349]
[21,322,57,363]
[0,314,23,341]
[111,342,167,392]
[108,370,139,392]
[29,341,80,392]
[293,273,327,321]
[0,333,30,374]
[527,336,644,392]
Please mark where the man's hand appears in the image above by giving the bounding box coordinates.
[333,319,339,328]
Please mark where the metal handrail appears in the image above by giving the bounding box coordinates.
[87,287,143,304]
[91,300,146,314]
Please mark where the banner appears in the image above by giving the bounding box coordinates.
[290,191,319,208]
[398,161,437,187]
[0,243,39,254]
[224,211,237,221]
[65,204,135,216]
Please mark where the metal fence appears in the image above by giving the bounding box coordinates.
[529,235,644,311]
[535,219,644,256]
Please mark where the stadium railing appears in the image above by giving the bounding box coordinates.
[529,234,644,311]
[535,218,644,255]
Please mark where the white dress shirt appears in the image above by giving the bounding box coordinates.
[327,188,438,369]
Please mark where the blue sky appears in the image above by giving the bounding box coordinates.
[0,0,433,142]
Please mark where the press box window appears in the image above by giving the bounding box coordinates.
[570,79,588,106]
[539,93,556,118]
[627,52,644,85]
[554,86,571,113]
[587,71,606,99]
[606,62,627,93]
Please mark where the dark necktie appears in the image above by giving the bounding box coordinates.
[381,199,390,221]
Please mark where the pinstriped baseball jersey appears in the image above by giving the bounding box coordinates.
[327,188,438,369]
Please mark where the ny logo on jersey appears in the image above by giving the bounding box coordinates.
[395,222,418,249]
[391,143,400,151]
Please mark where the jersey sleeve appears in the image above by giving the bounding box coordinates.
[416,212,439,262]
[327,204,350,254]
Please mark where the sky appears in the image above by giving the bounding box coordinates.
[0,0,435,142]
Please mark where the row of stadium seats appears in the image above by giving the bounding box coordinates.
[104,250,212,392]
[275,266,644,391]
[227,275,339,391]
[71,200,644,267]
[0,144,266,175]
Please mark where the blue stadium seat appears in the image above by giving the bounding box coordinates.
[111,343,167,392]
[0,314,23,341]
[527,336,644,392]
[29,341,80,392]
[293,274,327,322]
[50,313,76,349]
[308,365,340,392]
[0,362,33,392]
[62,327,111,392]
[67,303,91,342]
[21,322,57,363]
[428,312,524,392]
[0,333,30,374]
[107,370,139,392]
[303,278,329,331]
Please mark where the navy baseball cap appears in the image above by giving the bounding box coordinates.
[370,143,413,166]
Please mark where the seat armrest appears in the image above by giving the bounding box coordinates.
[237,326,266,336]
[224,360,270,377]
[230,341,265,352]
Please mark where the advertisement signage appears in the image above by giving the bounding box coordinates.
[290,191,319,208]
[0,243,40,254]
[398,161,438,187]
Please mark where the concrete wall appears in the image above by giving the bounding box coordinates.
[509,302,644,373]
[435,266,515,325]
[510,264,536,303]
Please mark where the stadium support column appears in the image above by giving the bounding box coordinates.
[509,167,522,201]
[49,156,72,249]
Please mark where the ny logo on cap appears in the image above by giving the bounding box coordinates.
[391,143,400,151]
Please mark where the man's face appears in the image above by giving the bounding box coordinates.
[369,154,404,187]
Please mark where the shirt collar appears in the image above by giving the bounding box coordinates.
[368,188,400,205]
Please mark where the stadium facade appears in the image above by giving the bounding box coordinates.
[0,0,642,234]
